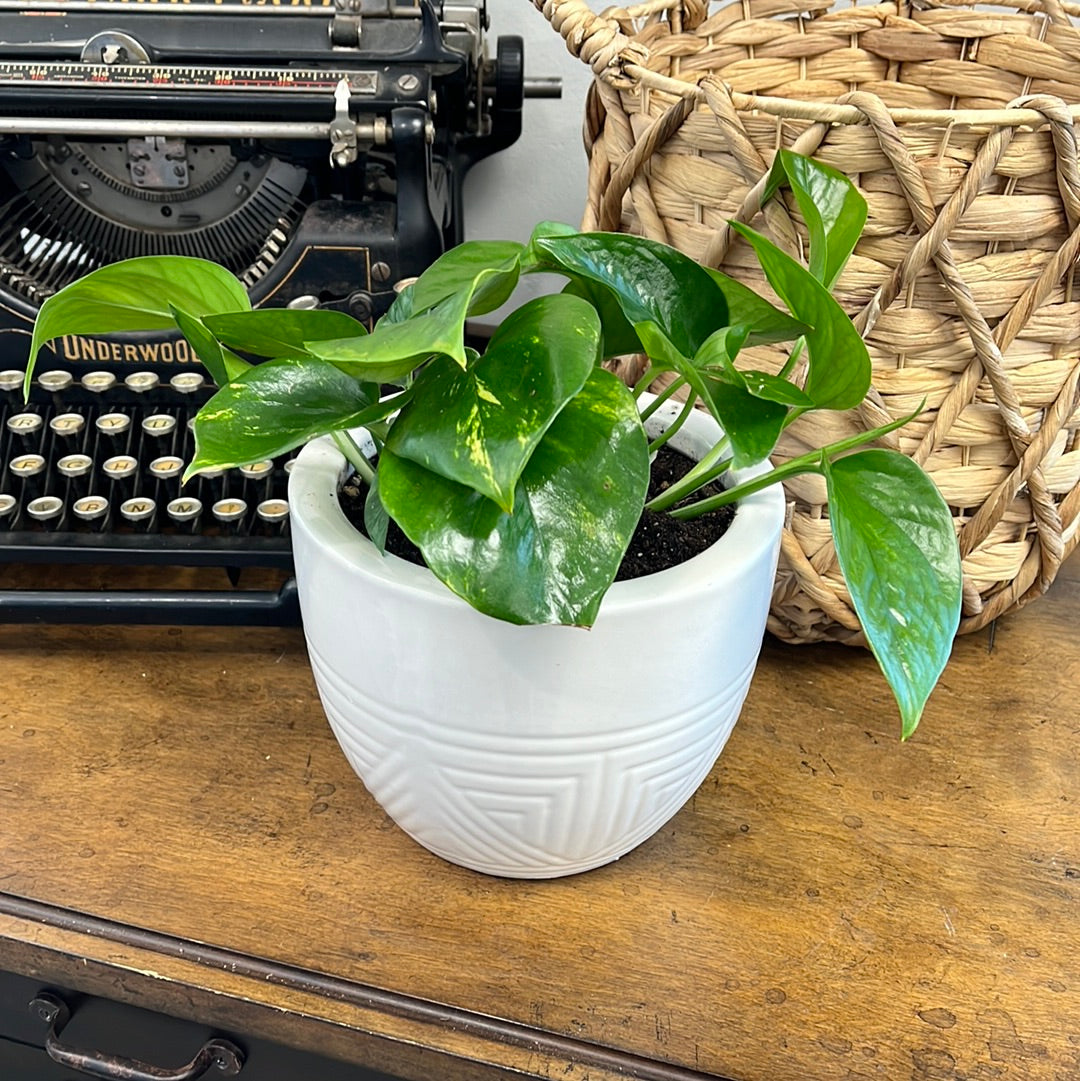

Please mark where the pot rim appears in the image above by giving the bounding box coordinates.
[289,397,786,619]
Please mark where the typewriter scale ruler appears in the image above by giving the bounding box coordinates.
[0,61,378,94]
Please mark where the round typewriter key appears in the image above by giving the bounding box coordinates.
[283,458,298,474]
[0,494,16,518]
[50,412,86,438]
[37,370,74,394]
[125,371,160,394]
[239,460,274,481]
[96,412,132,440]
[102,454,138,481]
[81,371,117,394]
[256,498,290,535]
[0,369,24,393]
[6,412,43,443]
[142,413,178,438]
[120,496,156,530]
[26,495,64,524]
[57,453,93,479]
[170,371,206,394]
[149,455,184,481]
[72,495,110,525]
[210,497,247,531]
[166,496,203,532]
[10,453,45,479]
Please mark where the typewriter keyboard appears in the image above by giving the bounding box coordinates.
[0,366,299,625]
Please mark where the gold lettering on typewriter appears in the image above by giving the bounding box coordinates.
[59,334,196,365]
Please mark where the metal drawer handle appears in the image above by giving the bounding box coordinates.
[30,993,244,1081]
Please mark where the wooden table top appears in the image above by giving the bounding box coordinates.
[1,556,1078,1081]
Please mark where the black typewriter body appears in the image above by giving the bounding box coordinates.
[0,0,526,624]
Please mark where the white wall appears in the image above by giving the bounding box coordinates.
[462,0,595,245]
[461,0,595,320]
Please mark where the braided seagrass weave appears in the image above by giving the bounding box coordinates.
[533,0,1080,645]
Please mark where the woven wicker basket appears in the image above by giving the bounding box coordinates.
[532,0,1080,645]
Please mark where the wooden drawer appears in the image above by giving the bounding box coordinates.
[0,970,401,1081]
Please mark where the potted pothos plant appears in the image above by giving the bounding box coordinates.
[27,151,962,878]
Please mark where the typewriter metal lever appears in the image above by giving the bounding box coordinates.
[329,77,390,166]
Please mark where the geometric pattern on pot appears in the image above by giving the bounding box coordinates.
[309,643,757,878]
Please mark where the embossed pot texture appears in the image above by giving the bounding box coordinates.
[289,399,785,878]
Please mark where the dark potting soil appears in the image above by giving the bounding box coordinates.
[338,445,735,581]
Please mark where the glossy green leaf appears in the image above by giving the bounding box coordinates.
[530,231,728,357]
[764,149,866,289]
[308,291,471,383]
[364,473,390,554]
[185,357,377,477]
[730,222,870,411]
[170,305,251,387]
[385,240,524,324]
[378,369,649,626]
[27,256,250,389]
[560,276,643,359]
[386,294,600,511]
[701,268,811,346]
[694,323,814,410]
[204,308,367,358]
[636,321,785,467]
[824,449,962,738]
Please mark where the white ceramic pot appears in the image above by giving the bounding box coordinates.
[289,399,785,878]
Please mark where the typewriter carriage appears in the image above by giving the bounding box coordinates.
[0,0,527,348]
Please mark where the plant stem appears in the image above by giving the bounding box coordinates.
[332,429,375,484]
[669,449,824,519]
[639,376,687,422]
[632,365,661,399]
[645,438,731,512]
[647,395,695,453]
[667,407,920,519]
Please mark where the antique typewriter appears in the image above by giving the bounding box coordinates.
[0,0,536,624]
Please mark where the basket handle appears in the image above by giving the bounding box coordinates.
[527,0,649,81]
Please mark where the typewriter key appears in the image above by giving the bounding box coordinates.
[58,452,93,497]
[102,454,139,499]
[37,370,74,394]
[10,454,46,494]
[239,460,274,481]
[125,371,161,394]
[142,413,178,439]
[148,455,184,482]
[0,493,16,519]
[50,413,86,439]
[96,412,133,445]
[120,496,157,531]
[0,369,24,392]
[27,495,64,525]
[81,371,117,394]
[102,454,138,481]
[170,372,206,394]
[239,459,274,498]
[6,412,44,445]
[72,495,110,528]
[256,498,290,535]
[166,496,203,532]
[212,497,247,533]
[57,453,93,480]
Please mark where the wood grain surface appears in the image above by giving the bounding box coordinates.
[1,556,1078,1081]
